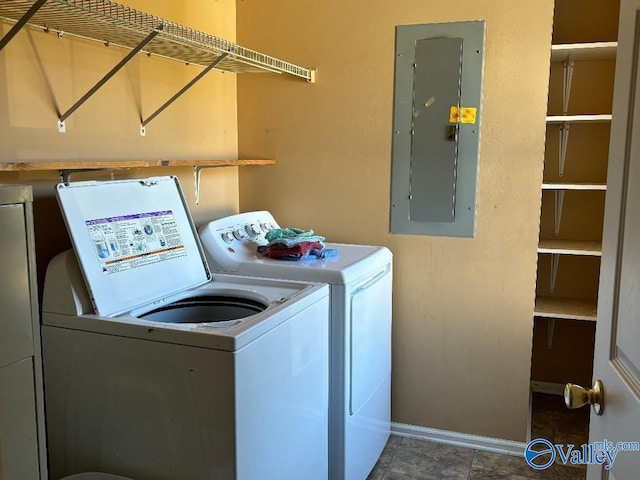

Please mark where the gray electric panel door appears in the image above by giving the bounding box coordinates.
[390,21,485,238]
[410,37,462,223]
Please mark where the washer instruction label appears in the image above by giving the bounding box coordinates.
[86,210,186,274]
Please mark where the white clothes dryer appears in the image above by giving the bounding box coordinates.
[199,211,393,480]
[41,178,330,480]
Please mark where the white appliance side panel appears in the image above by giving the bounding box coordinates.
[0,358,40,480]
[235,296,329,480]
[56,177,210,317]
[0,204,34,367]
[42,326,236,480]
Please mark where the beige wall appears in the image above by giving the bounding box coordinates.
[1,0,557,443]
[237,1,554,441]
[0,0,240,288]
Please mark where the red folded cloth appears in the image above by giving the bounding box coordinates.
[261,241,325,259]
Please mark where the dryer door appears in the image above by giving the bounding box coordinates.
[349,265,392,415]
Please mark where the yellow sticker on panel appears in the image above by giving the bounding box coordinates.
[450,106,477,124]
[461,107,477,124]
[449,106,460,123]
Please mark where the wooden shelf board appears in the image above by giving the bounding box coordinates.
[538,239,602,256]
[0,159,275,171]
[551,42,618,62]
[546,114,612,124]
[542,182,606,190]
[534,297,598,321]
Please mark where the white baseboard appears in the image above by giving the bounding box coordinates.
[391,422,526,457]
[530,380,565,395]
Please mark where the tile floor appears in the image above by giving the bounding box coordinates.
[367,393,590,480]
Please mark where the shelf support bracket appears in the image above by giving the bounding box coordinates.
[558,122,570,177]
[550,253,560,293]
[553,190,565,237]
[140,52,229,136]
[547,318,556,349]
[193,164,230,206]
[562,59,574,115]
[0,0,48,52]
[57,26,163,133]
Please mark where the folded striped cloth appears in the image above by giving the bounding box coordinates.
[265,228,315,241]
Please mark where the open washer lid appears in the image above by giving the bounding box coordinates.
[56,176,211,317]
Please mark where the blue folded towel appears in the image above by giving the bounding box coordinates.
[301,248,339,260]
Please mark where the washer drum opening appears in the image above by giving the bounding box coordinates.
[139,295,268,323]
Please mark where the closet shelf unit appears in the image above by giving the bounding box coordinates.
[0,0,316,134]
[534,40,616,342]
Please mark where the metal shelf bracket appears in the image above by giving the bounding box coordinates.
[550,253,560,293]
[558,122,570,177]
[562,59,574,115]
[547,318,556,349]
[194,164,230,205]
[0,0,47,52]
[555,59,575,177]
[140,52,229,136]
[58,26,163,133]
[553,190,565,236]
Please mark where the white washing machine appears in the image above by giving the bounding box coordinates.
[199,211,392,480]
[41,177,330,480]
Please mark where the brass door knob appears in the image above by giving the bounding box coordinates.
[564,380,604,415]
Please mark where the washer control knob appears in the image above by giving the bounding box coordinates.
[260,223,271,232]
[245,223,262,236]
[233,229,246,240]
[221,232,235,243]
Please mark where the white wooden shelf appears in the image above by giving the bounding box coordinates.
[534,296,598,322]
[538,239,602,256]
[542,182,607,190]
[551,42,617,62]
[546,114,612,123]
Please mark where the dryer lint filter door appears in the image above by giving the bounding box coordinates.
[56,176,210,317]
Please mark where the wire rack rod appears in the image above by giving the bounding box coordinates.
[0,0,315,81]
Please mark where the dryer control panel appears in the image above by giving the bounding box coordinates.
[199,211,281,272]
